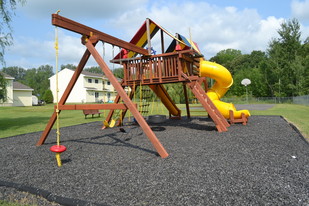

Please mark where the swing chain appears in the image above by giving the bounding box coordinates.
[112,45,115,70]
[102,41,105,60]
[119,47,122,65]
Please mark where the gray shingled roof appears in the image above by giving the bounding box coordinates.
[65,68,103,78]
[13,82,33,90]
[81,70,103,78]
[0,72,14,79]
[61,68,122,82]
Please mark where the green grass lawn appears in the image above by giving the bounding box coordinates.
[0,103,308,139]
[0,103,171,138]
[0,104,107,138]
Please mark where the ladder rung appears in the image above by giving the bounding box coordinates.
[139,104,150,107]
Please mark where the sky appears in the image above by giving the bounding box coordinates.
[3,0,309,71]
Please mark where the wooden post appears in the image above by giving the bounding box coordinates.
[183,82,191,119]
[146,18,152,55]
[123,63,127,85]
[160,29,165,53]
[177,56,183,81]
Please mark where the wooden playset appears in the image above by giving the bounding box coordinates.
[37,13,249,160]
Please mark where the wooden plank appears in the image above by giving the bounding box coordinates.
[146,18,152,55]
[57,104,129,110]
[160,29,165,53]
[76,104,128,110]
[57,104,76,110]
[123,63,127,85]
[166,58,170,76]
[178,58,183,81]
[187,81,229,132]
[183,82,191,119]
[149,60,153,83]
[158,58,163,83]
[179,54,194,62]
[173,56,177,76]
[52,14,148,55]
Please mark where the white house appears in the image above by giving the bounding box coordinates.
[0,72,34,106]
[49,68,118,103]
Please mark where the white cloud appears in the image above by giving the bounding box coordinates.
[110,1,284,58]
[6,30,117,69]
[291,0,309,22]
[6,35,54,69]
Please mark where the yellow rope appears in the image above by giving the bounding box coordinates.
[54,10,60,146]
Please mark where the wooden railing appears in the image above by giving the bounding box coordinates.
[119,50,200,86]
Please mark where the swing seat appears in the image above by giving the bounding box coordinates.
[148,115,166,124]
[103,119,116,128]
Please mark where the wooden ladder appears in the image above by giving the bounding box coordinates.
[187,81,230,132]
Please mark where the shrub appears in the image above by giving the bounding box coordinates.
[43,89,53,103]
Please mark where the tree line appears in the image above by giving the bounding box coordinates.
[210,19,309,98]
[1,18,308,104]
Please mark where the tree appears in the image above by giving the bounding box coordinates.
[61,64,76,70]
[300,37,309,94]
[162,83,194,104]
[209,49,242,74]
[85,66,103,74]
[43,89,53,103]
[0,66,27,103]
[0,72,7,102]
[23,65,54,98]
[0,0,25,101]
[0,0,25,64]
[2,66,26,81]
[113,67,124,79]
[230,68,269,97]
[210,49,272,97]
[267,19,303,96]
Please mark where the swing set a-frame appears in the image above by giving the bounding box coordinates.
[37,13,249,159]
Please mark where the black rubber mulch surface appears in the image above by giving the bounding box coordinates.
[1,115,309,206]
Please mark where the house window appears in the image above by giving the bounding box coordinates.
[95,79,99,84]
[88,79,92,83]
[107,81,111,85]
[95,92,99,98]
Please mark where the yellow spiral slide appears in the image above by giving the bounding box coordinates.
[199,60,250,119]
